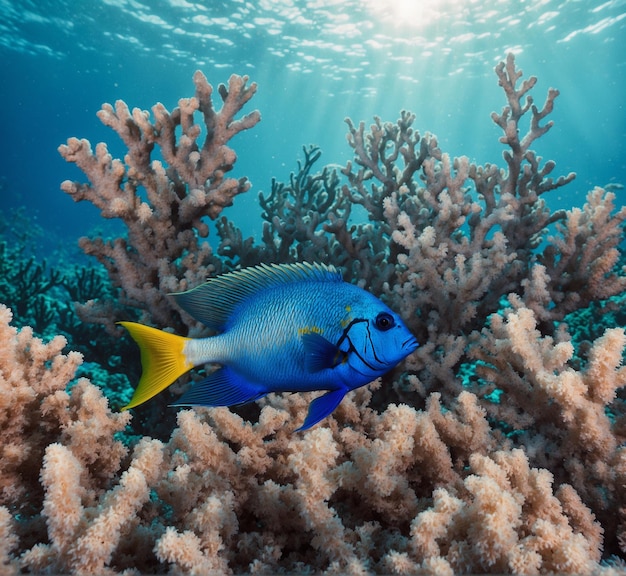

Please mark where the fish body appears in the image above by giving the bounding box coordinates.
[120,262,418,430]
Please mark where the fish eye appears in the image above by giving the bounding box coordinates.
[374,312,395,331]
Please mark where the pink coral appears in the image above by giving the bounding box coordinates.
[0,301,624,572]
[58,71,260,332]
[1,54,625,574]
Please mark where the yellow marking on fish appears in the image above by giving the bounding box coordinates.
[340,309,353,328]
[298,326,324,336]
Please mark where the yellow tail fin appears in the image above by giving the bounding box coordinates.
[119,322,193,410]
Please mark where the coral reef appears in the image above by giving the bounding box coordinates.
[1,303,624,574]
[1,55,625,574]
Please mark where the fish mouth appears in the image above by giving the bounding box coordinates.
[402,336,419,352]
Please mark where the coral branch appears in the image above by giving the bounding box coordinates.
[58,72,260,332]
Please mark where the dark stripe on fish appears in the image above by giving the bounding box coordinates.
[337,318,378,373]
[365,321,385,368]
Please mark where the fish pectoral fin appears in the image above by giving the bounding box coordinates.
[301,332,345,372]
[171,367,266,408]
[296,388,347,432]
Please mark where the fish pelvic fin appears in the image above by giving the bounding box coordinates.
[296,388,347,432]
[119,321,193,410]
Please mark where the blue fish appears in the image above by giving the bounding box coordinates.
[120,262,418,430]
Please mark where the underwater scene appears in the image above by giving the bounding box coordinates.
[1,0,626,573]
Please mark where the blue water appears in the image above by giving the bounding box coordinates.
[1,0,625,252]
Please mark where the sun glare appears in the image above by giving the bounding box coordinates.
[364,0,462,29]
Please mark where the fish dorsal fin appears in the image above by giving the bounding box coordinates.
[171,262,342,330]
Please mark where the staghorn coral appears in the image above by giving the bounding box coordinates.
[58,71,260,333]
[406,449,603,574]
[0,240,65,334]
[470,305,626,553]
[1,301,623,573]
[374,57,625,410]
[2,53,626,573]
[0,304,129,510]
[215,144,349,268]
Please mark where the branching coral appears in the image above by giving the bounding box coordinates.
[0,303,134,574]
[407,449,603,574]
[216,144,349,267]
[2,301,622,573]
[58,71,260,332]
[0,241,65,332]
[1,54,625,574]
[470,305,626,554]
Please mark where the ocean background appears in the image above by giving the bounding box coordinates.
[0,0,625,258]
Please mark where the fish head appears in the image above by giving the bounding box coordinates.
[338,296,418,382]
